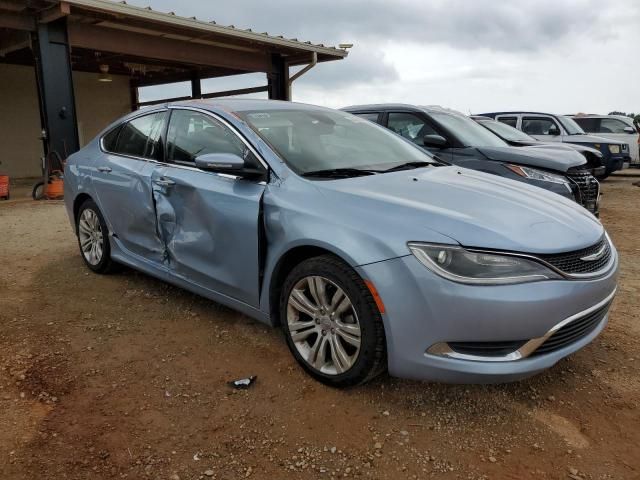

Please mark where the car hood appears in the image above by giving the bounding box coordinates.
[316,166,603,255]
[563,134,622,146]
[475,146,585,172]
[519,142,602,157]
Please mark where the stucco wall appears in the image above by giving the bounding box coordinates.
[0,64,131,178]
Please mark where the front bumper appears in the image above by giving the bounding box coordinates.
[357,251,619,383]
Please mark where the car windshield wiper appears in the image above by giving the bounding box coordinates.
[383,161,436,172]
[301,168,380,179]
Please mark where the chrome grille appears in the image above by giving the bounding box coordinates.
[537,236,611,275]
[531,301,611,356]
[567,168,599,213]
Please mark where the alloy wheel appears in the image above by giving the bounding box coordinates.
[78,208,104,266]
[286,275,362,375]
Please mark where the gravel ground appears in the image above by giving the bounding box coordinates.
[0,174,639,479]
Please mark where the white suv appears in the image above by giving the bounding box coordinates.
[571,115,639,166]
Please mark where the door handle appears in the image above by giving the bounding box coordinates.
[97,166,112,173]
[153,178,176,187]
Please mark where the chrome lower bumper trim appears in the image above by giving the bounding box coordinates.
[426,288,617,363]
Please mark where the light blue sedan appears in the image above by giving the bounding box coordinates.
[64,100,618,387]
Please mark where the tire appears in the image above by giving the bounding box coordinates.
[32,181,45,200]
[76,199,116,274]
[280,255,386,387]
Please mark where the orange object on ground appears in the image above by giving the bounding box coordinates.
[44,176,64,200]
[0,175,9,200]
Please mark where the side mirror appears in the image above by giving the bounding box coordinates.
[422,134,447,148]
[195,153,245,172]
[623,126,636,134]
[548,126,560,136]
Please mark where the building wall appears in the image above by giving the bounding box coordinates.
[0,64,42,178]
[0,64,131,178]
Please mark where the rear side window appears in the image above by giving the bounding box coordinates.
[572,117,598,132]
[496,116,517,127]
[102,125,121,152]
[166,109,260,169]
[522,117,560,135]
[112,112,167,160]
[352,112,380,123]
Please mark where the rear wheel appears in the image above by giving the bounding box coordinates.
[280,255,386,387]
[76,199,116,274]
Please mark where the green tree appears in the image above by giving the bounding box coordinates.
[608,111,636,118]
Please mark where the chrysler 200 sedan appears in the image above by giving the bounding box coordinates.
[64,100,619,387]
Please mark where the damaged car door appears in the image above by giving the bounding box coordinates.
[92,110,168,265]
[151,107,267,307]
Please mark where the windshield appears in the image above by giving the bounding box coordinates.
[557,115,585,135]
[429,112,507,148]
[479,120,536,142]
[237,108,435,174]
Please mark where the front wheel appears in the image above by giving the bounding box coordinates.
[280,255,386,387]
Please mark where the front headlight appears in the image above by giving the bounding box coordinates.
[505,164,569,185]
[608,145,620,154]
[408,243,562,285]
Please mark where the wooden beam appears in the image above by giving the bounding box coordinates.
[67,23,269,72]
[39,1,70,24]
[201,85,269,99]
[137,94,192,108]
[0,11,35,31]
[135,67,242,87]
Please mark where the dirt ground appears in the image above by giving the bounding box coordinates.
[0,174,639,480]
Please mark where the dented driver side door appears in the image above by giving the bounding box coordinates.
[150,108,266,307]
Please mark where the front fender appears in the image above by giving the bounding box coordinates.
[258,178,455,319]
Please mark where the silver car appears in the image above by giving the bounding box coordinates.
[64,100,618,387]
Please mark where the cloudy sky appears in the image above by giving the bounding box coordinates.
[130,0,640,115]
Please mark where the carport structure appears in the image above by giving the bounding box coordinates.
[0,0,348,177]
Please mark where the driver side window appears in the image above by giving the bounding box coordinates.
[387,112,437,144]
[166,110,260,169]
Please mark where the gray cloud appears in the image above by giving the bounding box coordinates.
[131,0,640,113]
[297,47,398,88]
[128,0,610,53]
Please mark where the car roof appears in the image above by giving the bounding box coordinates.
[571,114,633,121]
[342,103,468,116]
[169,98,335,113]
[480,111,564,117]
[342,103,424,112]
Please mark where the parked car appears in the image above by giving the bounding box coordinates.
[471,116,606,177]
[479,111,630,178]
[342,104,600,215]
[65,100,618,387]
[570,114,639,167]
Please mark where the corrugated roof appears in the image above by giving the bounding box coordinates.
[64,0,349,59]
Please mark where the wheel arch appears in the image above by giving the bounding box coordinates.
[72,192,94,234]
[267,244,357,327]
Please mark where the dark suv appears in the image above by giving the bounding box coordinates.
[479,111,629,179]
[342,104,600,214]
[472,116,606,178]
